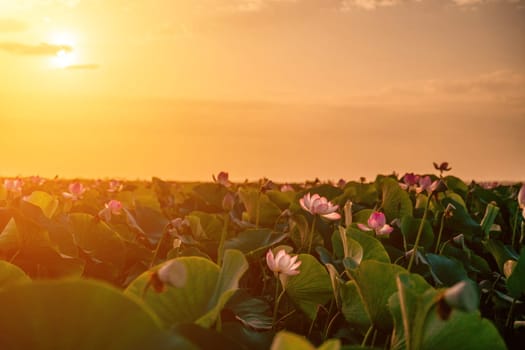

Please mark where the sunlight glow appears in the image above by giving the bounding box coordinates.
[48,31,78,69]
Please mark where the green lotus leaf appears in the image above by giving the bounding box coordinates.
[0,260,30,289]
[380,177,413,222]
[270,331,340,350]
[284,254,333,320]
[0,279,168,350]
[126,249,247,329]
[347,260,406,331]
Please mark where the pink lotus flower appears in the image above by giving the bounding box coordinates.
[300,193,341,220]
[3,178,24,196]
[30,176,45,186]
[357,211,394,236]
[399,173,419,191]
[107,180,123,192]
[213,171,231,187]
[266,249,301,277]
[414,176,443,195]
[62,182,86,200]
[98,199,123,222]
[280,184,294,192]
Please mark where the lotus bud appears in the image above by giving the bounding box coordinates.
[344,200,353,227]
[222,192,235,211]
[213,171,231,187]
[431,179,447,194]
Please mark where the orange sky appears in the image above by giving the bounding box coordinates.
[1,0,524,182]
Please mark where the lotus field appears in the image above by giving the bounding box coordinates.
[1,167,524,349]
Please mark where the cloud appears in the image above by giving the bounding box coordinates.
[452,0,523,5]
[0,42,72,56]
[0,19,28,33]
[64,63,100,70]
[426,70,525,97]
[374,70,525,110]
[340,0,418,11]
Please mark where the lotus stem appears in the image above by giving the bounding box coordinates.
[255,191,261,229]
[307,215,318,254]
[434,210,446,254]
[506,299,517,328]
[511,208,519,249]
[361,325,374,347]
[408,194,432,272]
[150,224,170,268]
[323,311,341,340]
[217,213,230,266]
[272,279,285,328]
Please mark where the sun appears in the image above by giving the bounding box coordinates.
[49,31,78,69]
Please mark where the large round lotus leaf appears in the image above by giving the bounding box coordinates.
[270,331,340,350]
[22,191,58,219]
[340,280,371,329]
[421,309,506,350]
[68,213,126,269]
[238,188,282,227]
[224,228,288,258]
[0,260,30,289]
[380,177,413,221]
[0,279,164,350]
[347,260,406,332]
[400,216,434,250]
[126,256,220,327]
[285,254,333,320]
[341,228,390,264]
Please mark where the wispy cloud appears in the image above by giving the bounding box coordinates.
[452,0,524,6]
[64,63,100,70]
[0,19,28,33]
[426,70,525,98]
[373,70,525,110]
[0,42,72,56]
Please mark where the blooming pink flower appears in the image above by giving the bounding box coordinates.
[30,176,45,186]
[300,193,341,220]
[213,171,231,187]
[266,249,301,277]
[98,199,123,222]
[62,182,86,200]
[416,176,432,194]
[357,211,394,236]
[107,180,123,192]
[399,173,420,191]
[3,178,24,195]
[280,184,294,192]
[107,199,123,214]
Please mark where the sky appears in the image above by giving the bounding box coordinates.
[1,0,524,182]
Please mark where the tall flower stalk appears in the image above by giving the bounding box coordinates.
[408,193,432,272]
